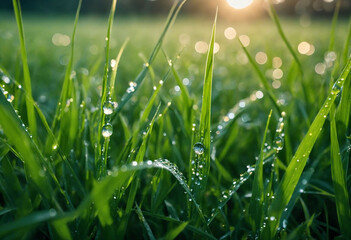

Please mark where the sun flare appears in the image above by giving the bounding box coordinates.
[226,0,254,9]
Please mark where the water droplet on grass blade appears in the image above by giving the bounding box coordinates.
[102,123,113,138]
[193,142,204,155]
[103,101,114,115]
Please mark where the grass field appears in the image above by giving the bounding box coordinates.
[0,0,350,239]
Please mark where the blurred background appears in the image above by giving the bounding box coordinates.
[0,0,350,19]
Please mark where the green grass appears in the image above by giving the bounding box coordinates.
[0,0,351,239]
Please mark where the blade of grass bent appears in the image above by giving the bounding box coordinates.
[12,0,37,139]
[265,57,351,237]
[330,106,351,238]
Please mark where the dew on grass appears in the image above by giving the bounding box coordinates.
[274,136,284,151]
[193,142,205,155]
[7,94,14,103]
[48,208,57,217]
[1,75,10,84]
[102,123,113,138]
[103,101,114,115]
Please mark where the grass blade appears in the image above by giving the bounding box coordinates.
[50,0,82,133]
[96,0,117,178]
[135,203,156,240]
[12,0,37,139]
[266,57,351,237]
[249,110,272,232]
[239,41,281,113]
[190,8,217,205]
[327,0,341,51]
[113,0,186,115]
[330,106,351,238]
[0,90,53,200]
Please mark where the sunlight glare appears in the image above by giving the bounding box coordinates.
[227,0,254,10]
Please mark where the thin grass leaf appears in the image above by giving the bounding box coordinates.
[330,106,351,238]
[50,0,82,133]
[113,0,186,115]
[238,41,280,113]
[189,9,217,205]
[267,1,303,77]
[342,17,351,65]
[12,0,37,139]
[0,90,53,200]
[109,38,129,102]
[142,212,216,240]
[135,203,156,240]
[165,221,188,240]
[96,0,117,178]
[249,110,272,232]
[327,0,341,51]
[265,57,351,237]
[267,0,309,104]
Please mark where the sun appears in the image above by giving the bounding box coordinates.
[226,0,254,9]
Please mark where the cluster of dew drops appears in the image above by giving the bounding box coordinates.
[101,99,118,138]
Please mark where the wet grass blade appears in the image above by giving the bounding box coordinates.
[330,106,351,238]
[190,9,217,205]
[0,90,54,200]
[12,0,37,139]
[266,57,351,237]
[96,0,117,178]
[249,110,272,232]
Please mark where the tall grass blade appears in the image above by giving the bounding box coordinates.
[330,106,351,238]
[12,0,37,139]
[249,110,272,232]
[96,0,117,178]
[336,17,351,132]
[189,9,217,206]
[328,0,341,51]
[266,57,351,237]
[50,0,82,133]
[342,17,351,65]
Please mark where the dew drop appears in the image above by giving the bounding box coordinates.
[274,136,284,151]
[102,123,113,138]
[103,101,114,115]
[193,142,205,155]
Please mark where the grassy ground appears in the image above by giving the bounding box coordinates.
[0,1,350,239]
